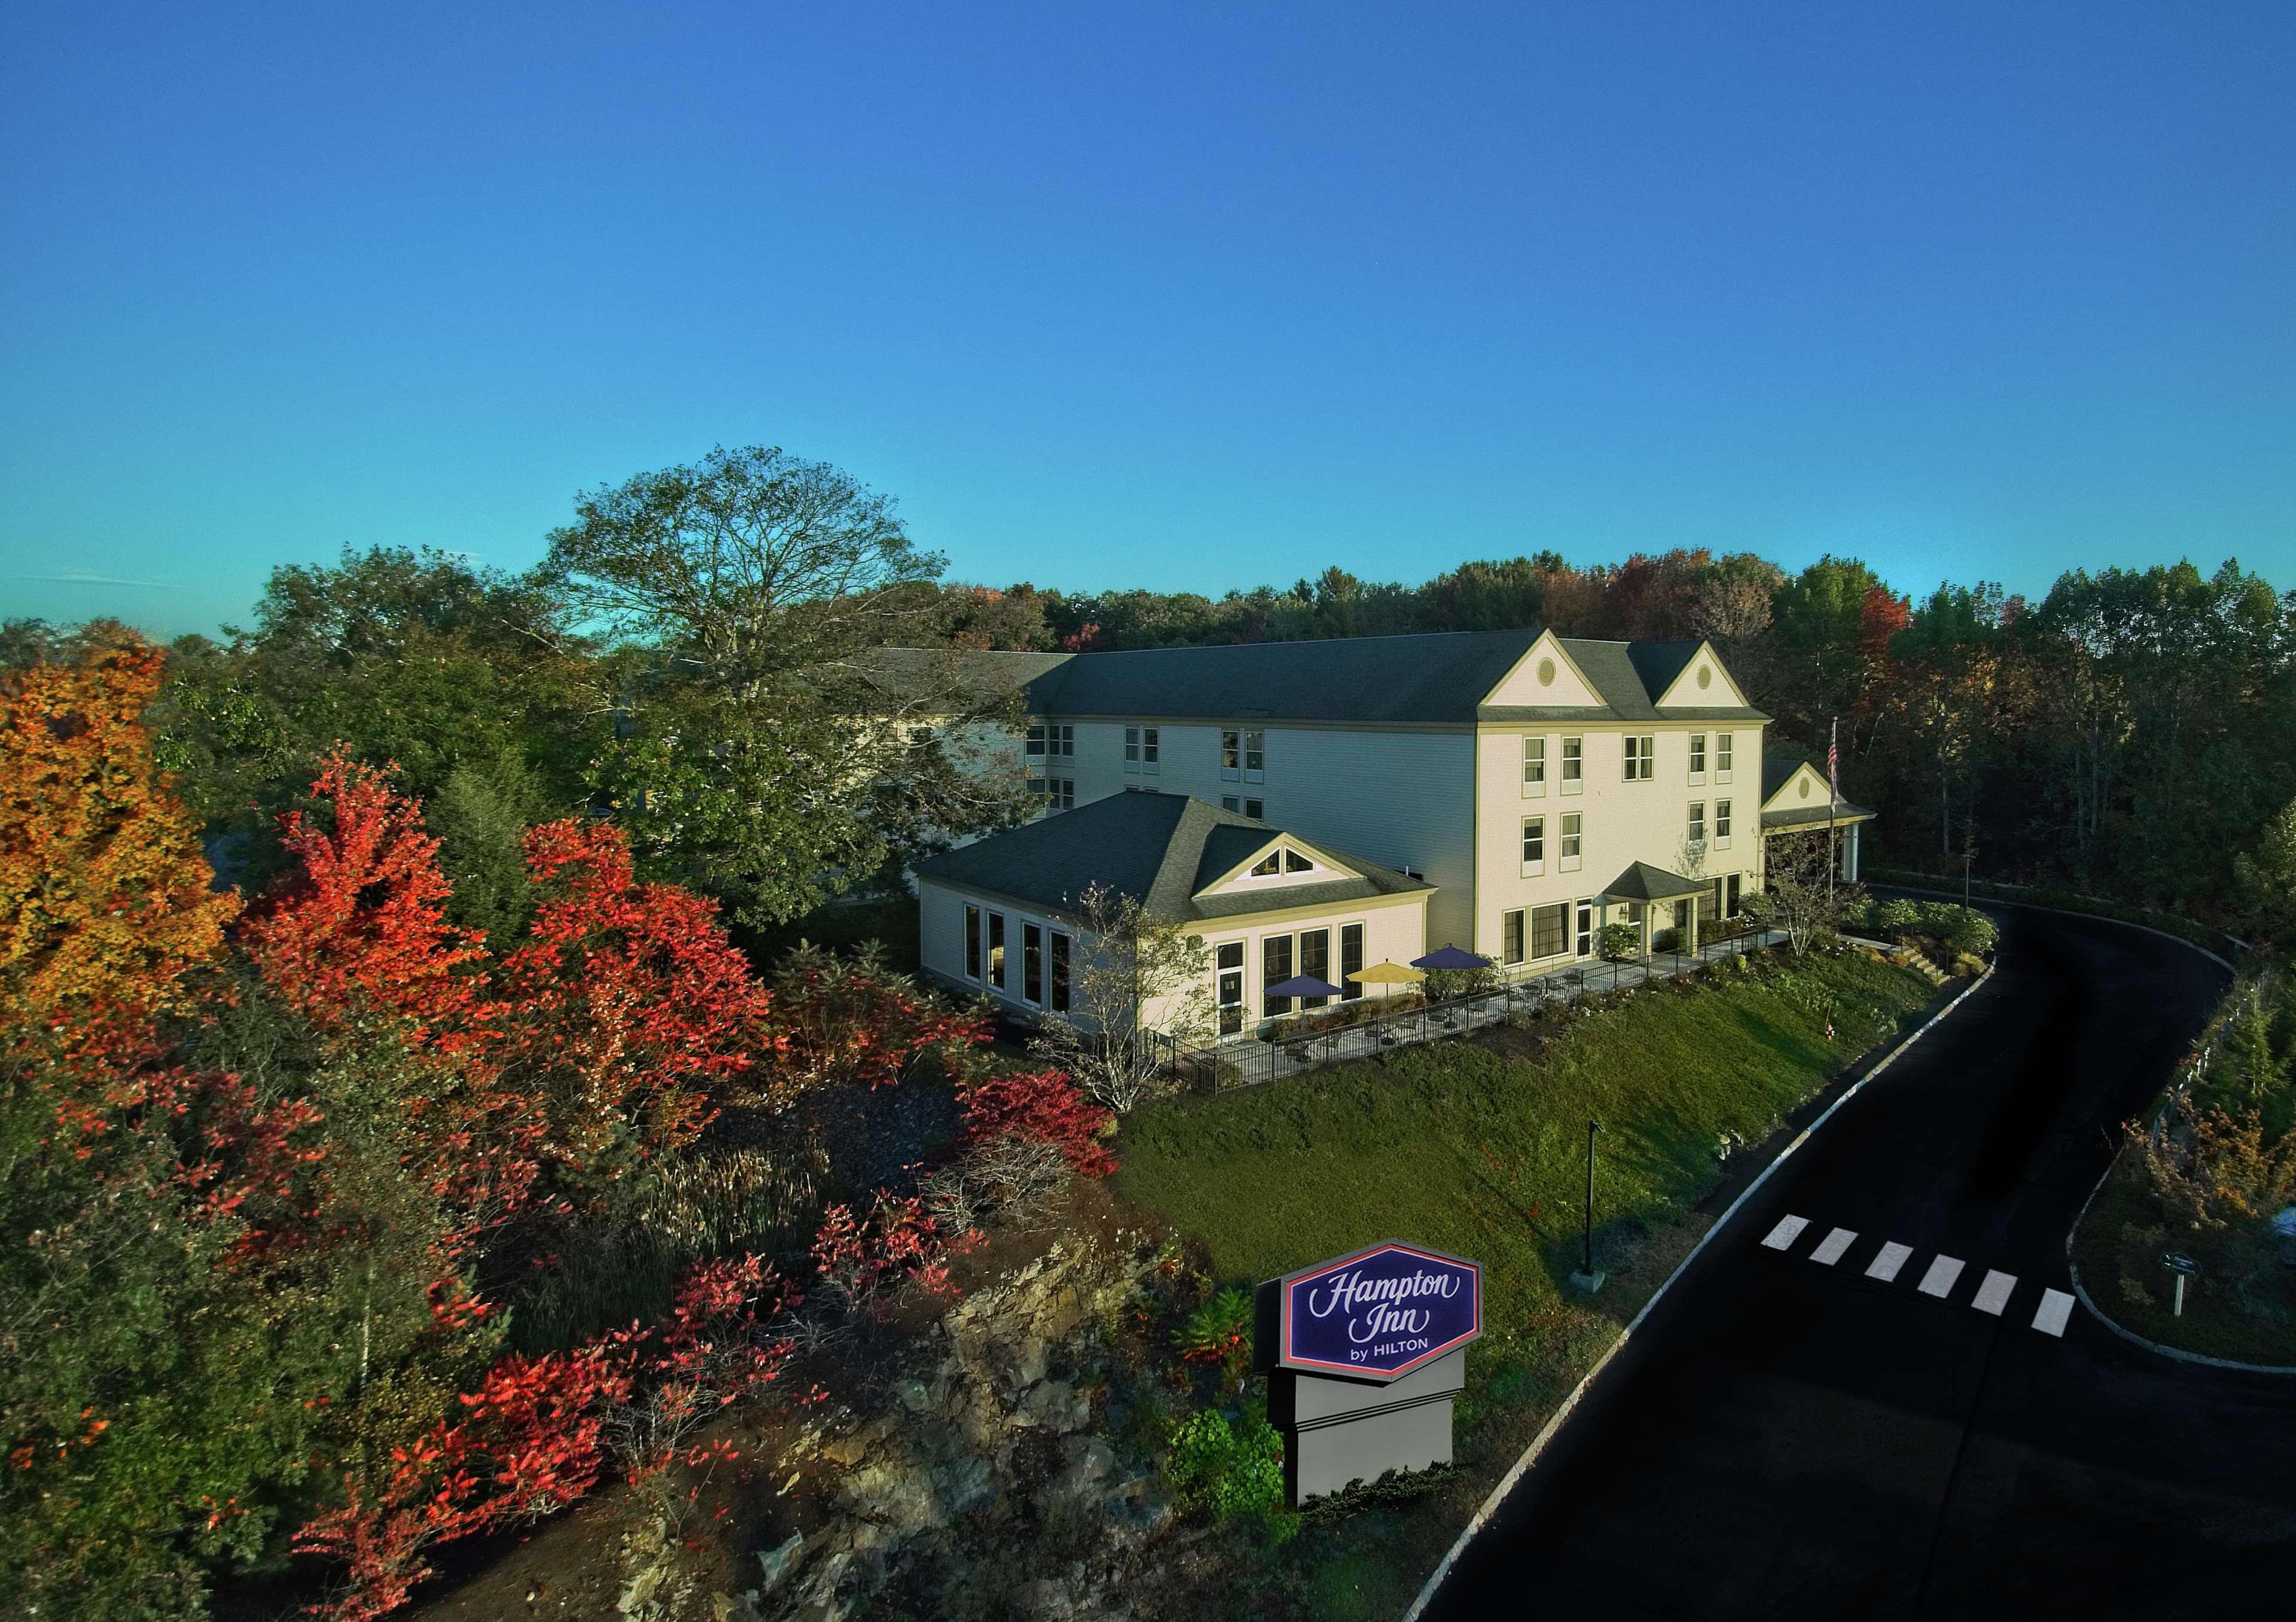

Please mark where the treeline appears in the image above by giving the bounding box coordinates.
[961,551,2296,930]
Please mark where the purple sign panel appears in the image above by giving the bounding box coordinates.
[1277,1240,1481,1382]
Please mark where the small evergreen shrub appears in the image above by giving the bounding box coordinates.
[1165,1405,1286,1519]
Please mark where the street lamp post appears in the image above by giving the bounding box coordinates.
[1572,1120,1606,1294]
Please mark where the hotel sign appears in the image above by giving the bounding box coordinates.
[1275,1240,1482,1382]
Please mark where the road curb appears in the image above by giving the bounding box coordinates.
[1401,957,1999,1622]
[1871,882,2238,975]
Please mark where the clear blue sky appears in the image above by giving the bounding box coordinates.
[5,2,2291,638]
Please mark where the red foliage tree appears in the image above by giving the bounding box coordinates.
[763,943,987,1109]
[243,750,496,1056]
[495,819,775,1179]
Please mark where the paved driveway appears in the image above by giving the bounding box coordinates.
[1423,904,2296,1620]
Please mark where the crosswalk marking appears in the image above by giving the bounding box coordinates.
[1761,1215,1810,1251]
[1865,1242,1913,1283]
[2032,1288,2075,1337]
[1917,1255,1965,1298]
[1810,1227,1858,1266]
[1972,1270,2017,1316]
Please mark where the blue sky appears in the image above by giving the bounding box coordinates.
[4,2,2291,638]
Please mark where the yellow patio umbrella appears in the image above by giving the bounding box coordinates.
[1349,961,1426,993]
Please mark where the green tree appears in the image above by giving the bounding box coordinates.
[537,446,1033,923]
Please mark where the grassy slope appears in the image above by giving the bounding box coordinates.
[1117,950,1936,1377]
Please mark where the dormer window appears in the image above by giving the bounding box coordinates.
[1251,852,1282,876]
[1285,850,1312,873]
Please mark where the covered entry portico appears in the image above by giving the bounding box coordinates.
[1602,861,1712,956]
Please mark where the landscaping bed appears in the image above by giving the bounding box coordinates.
[1112,947,1944,1617]
[2071,1153,2296,1367]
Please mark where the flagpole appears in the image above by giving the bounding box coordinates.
[1827,717,1839,910]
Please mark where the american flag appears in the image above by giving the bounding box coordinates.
[1828,720,1838,801]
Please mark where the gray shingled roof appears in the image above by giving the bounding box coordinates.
[911,791,1433,923]
[1601,861,1709,903]
[853,647,1075,706]
[1015,630,1767,725]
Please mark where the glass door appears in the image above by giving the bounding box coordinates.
[1574,900,1594,958]
[1217,942,1245,1036]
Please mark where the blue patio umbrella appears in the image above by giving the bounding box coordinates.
[1266,974,1346,1000]
[1411,944,1491,971]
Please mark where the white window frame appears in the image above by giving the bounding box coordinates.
[1562,736,1583,794]
[1520,814,1545,877]
[1141,725,1159,772]
[1522,735,1547,797]
[1687,800,1706,847]
[1624,734,1655,782]
[1243,728,1265,783]
[1689,732,1707,785]
[1560,811,1583,871]
[1124,725,1141,772]
[1715,798,1733,850]
[1220,728,1241,781]
[1716,731,1734,784]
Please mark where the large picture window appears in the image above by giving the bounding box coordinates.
[1502,908,1526,966]
[1050,932,1070,1013]
[964,904,981,979]
[1262,934,1294,1019]
[1340,922,1364,1002]
[1532,902,1568,960]
[1298,928,1331,1010]
[1023,923,1044,1005]
[987,913,1007,989]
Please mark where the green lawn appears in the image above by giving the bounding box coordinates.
[1117,950,1939,1371]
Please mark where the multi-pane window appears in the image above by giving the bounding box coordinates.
[1502,908,1527,966]
[1688,801,1706,844]
[1521,815,1545,870]
[1339,922,1365,1002]
[1262,934,1294,1019]
[1716,731,1734,783]
[964,904,982,979]
[1217,941,1246,1035]
[1221,728,1267,782]
[1624,735,1655,781]
[987,913,1007,989]
[1523,736,1547,795]
[1221,794,1265,820]
[1715,798,1733,844]
[1560,812,1583,868]
[1562,737,1583,792]
[1049,932,1070,1013]
[1531,902,1568,961]
[1023,923,1044,1004]
[1024,722,1074,760]
[1124,725,1161,773]
[1030,775,1075,810]
[1689,733,1707,782]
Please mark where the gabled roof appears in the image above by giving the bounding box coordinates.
[1601,861,1710,903]
[1760,745,1876,828]
[1012,629,1769,726]
[911,791,1433,924]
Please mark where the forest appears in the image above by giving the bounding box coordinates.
[4,444,2294,1618]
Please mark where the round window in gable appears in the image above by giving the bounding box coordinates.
[1537,658,1556,686]
[1697,665,1712,690]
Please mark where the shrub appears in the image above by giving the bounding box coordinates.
[1873,898,1922,935]
[1652,927,1682,953]
[958,1067,1116,1176]
[1164,1405,1285,1519]
[1596,923,1641,962]
[1917,903,1997,956]
[1177,1285,1257,1386]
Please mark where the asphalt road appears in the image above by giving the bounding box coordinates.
[1425,904,2296,1621]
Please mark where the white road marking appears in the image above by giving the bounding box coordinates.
[2032,1288,2075,1337]
[1972,1270,2017,1316]
[1917,1255,1966,1298]
[1761,1215,1810,1251]
[1810,1227,1858,1266]
[1866,1242,1913,1282]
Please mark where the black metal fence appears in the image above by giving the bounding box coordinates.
[1158,925,1786,1094]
